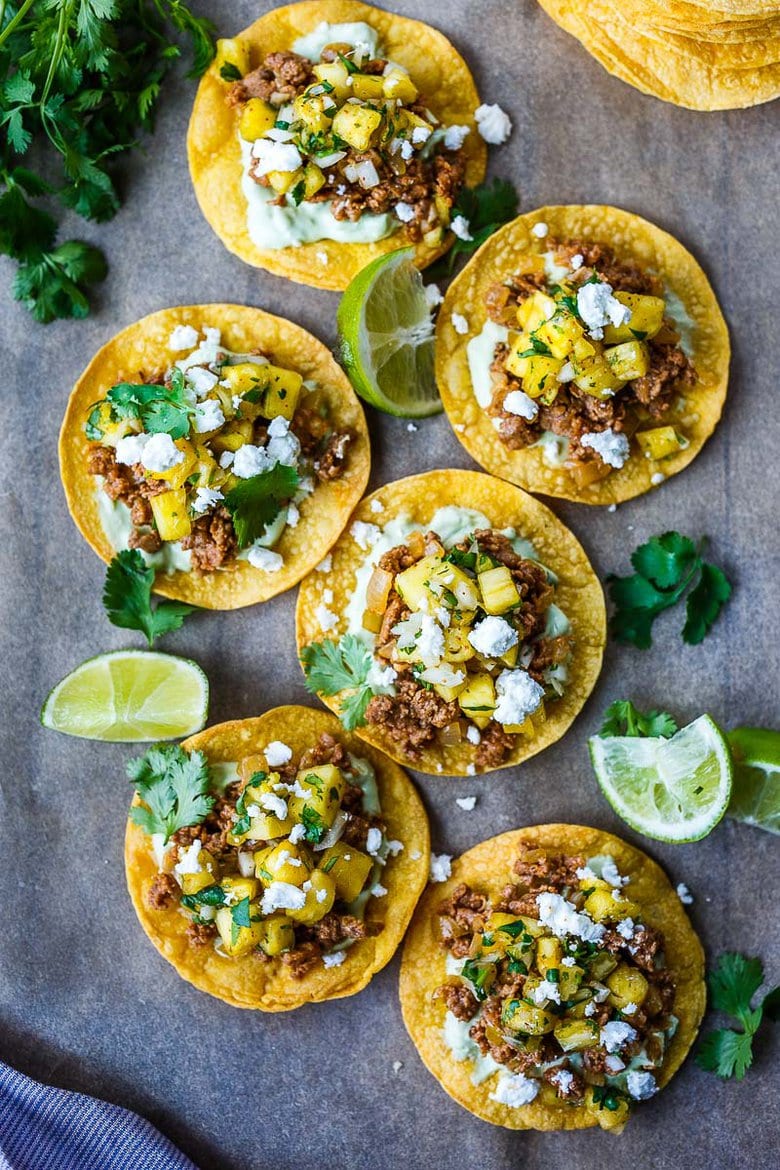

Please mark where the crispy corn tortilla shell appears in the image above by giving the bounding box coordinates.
[437,206,729,505]
[125,706,430,1011]
[296,470,605,776]
[187,0,487,291]
[400,824,706,1131]
[536,0,780,109]
[60,304,370,610]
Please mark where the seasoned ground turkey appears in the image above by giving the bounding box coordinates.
[366,675,459,760]
[226,51,314,106]
[181,506,238,573]
[435,981,480,1021]
[186,921,217,948]
[291,407,352,482]
[281,914,376,980]
[475,723,514,770]
[146,873,178,910]
[484,238,696,465]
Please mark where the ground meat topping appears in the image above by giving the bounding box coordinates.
[180,506,238,574]
[226,51,314,106]
[146,873,178,910]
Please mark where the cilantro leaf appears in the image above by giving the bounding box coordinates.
[128,743,214,842]
[683,562,732,645]
[696,952,779,1081]
[300,635,374,730]
[105,373,192,439]
[300,805,326,843]
[103,550,197,647]
[598,700,678,739]
[427,178,518,277]
[608,532,732,649]
[223,464,300,549]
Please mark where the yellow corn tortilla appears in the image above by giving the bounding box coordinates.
[60,304,370,610]
[187,0,487,290]
[296,469,606,776]
[536,0,780,109]
[400,823,706,1131]
[437,206,730,505]
[126,705,430,1011]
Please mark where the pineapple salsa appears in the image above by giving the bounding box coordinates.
[467,235,697,487]
[86,323,352,575]
[141,735,399,975]
[218,21,471,249]
[436,846,678,1128]
[303,506,572,770]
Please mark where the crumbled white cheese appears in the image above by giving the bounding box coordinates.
[443,124,470,151]
[286,503,300,528]
[252,138,303,175]
[474,103,512,145]
[261,881,306,914]
[288,823,306,845]
[141,433,184,473]
[626,1070,658,1100]
[266,415,300,467]
[365,660,397,690]
[424,283,443,309]
[419,663,465,688]
[607,503,617,513]
[411,125,432,145]
[536,892,606,943]
[316,554,332,573]
[451,312,469,335]
[580,428,631,469]
[493,668,544,725]
[576,865,597,882]
[168,324,200,351]
[600,1021,638,1053]
[466,763,476,776]
[193,399,225,433]
[531,221,549,239]
[531,978,561,1005]
[115,433,149,466]
[219,450,235,469]
[616,917,636,940]
[429,854,452,883]
[322,950,346,968]
[371,883,388,897]
[561,956,577,968]
[550,1069,574,1095]
[406,422,418,432]
[503,389,539,420]
[247,546,283,572]
[584,1001,596,1017]
[600,857,629,887]
[651,471,666,486]
[187,366,219,397]
[490,1071,539,1108]
[259,791,288,820]
[233,444,268,478]
[468,616,518,658]
[264,741,292,767]
[192,487,224,515]
[622,1001,638,1015]
[366,827,383,856]
[455,795,476,811]
[465,725,481,745]
[399,139,414,161]
[576,280,631,340]
[386,839,404,856]
[451,215,473,241]
[392,611,445,667]
[350,520,382,550]
[392,1061,403,1073]
[676,882,694,905]
[315,604,338,632]
[174,839,202,877]
[393,201,416,226]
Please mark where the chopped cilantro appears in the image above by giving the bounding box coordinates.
[181,884,226,910]
[598,700,678,739]
[433,178,519,275]
[230,896,252,944]
[300,805,325,844]
[219,63,242,82]
[696,953,778,1080]
[103,368,193,438]
[322,855,339,874]
[103,550,197,647]
[223,463,300,549]
[232,788,251,838]
[461,959,496,1001]
[128,744,214,842]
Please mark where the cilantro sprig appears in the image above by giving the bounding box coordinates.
[89,368,194,440]
[128,743,214,842]
[300,634,374,731]
[430,178,518,277]
[103,550,197,647]
[608,532,732,649]
[223,464,300,549]
[598,700,678,740]
[696,953,778,1080]
[0,1,215,323]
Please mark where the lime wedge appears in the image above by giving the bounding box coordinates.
[337,246,441,417]
[588,715,733,842]
[41,650,209,742]
[726,727,780,835]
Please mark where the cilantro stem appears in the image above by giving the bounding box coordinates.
[0,0,35,49]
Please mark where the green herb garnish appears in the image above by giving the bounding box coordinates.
[128,744,213,842]
[435,178,519,275]
[300,634,374,731]
[696,953,778,1080]
[103,550,197,647]
[223,464,300,549]
[598,700,678,739]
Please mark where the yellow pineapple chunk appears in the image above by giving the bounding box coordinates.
[636,426,687,460]
[318,841,373,902]
[312,61,351,100]
[516,291,556,333]
[266,168,304,195]
[215,38,250,80]
[458,673,496,729]
[221,362,270,397]
[215,903,264,957]
[604,340,650,380]
[572,353,623,398]
[523,354,564,398]
[148,439,197,488]
[606,963,649,1010]
[478,566,520,615]
[239,98,276,141]
[263,364,303,420]
[351,73,385,100]
[382,68,418,103]
[150,489,191,542]
[602,292,666,344]
[331,104,382,151]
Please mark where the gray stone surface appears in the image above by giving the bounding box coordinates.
[0,1,778,1167]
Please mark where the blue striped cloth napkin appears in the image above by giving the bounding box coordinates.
[0,1060,197,1170]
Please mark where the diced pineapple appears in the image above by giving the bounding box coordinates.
[395,555,480,613]
[478,566,520,615]
[210,430,248,455]
[589,951,619,981]
[149,440,197,488]
[602,292,666,344]
[458,673,496,729]
[585,1086,631,1131]
[287,870,336,924]
[319,841,373,902]
[312,60,352,100]
[221,875,260,902]
[573,335,598,361]
[293,91,334,134]
[237,776,294,842]
[303,161,326,199]
[215,37,250,80]
[500,642,519,669]
[502,715,535,737]
[150,490,191,542]
[516,291,556,333]
[331,103,383,150]
[535,311,585,360]
[362,609,382,634]
[221,361,271,397]
[266,168,304,195]
[535,936,562,976]
[604,339,650,380]
[523,354,564,398]
[502,999,555,1035]
[239,98,276,141]
[351,73,385,100]
[179,849,220,896]
[606,963,649,1009]
[636,426,687,460]
[504,332,533,379]
[263,364,303,420]
[432,678,468,703]
[442,627,474,663]
[260,841,312,887]
[257,914,295,956]
[583,887,640,923]
[558,964,584,1000]
[288,764,345,831]
[382,68,418,103]
[572,353,623,398]
[553,1018,599,1051]
[215,902,264,957]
